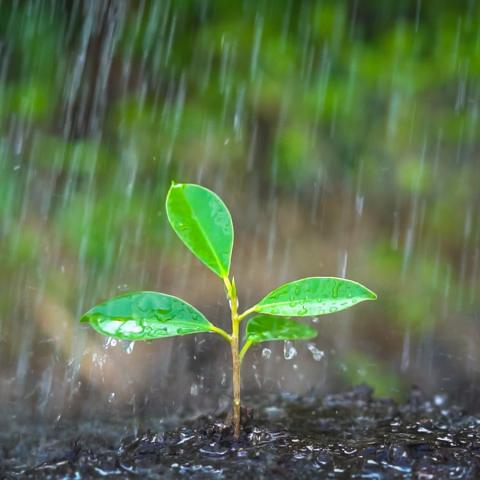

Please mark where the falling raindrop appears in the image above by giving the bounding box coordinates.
[262,348,272,359]
[306,343,325,362]
[190,383,199,396]
[355,194,364,217]
[337,250,348,278]
[283,341,297,360]
[105,337,117,348]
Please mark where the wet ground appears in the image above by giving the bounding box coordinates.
[2,385,480,479]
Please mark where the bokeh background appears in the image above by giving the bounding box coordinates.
[1,0,479,422]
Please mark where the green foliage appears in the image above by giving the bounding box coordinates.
[254,277,376,316]
[81,291,213,340]
[166,182,234,278]
[246,315,317,344]
[340,352,403,398]
[31,136,112,174]
[0,83,52,122]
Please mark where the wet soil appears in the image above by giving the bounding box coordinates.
[2,385,480,479]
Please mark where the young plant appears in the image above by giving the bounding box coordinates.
[80,182,377,437]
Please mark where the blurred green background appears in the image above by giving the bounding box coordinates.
[0,0,479,418]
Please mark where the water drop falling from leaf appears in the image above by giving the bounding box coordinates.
[306,343,325,361]
[125,341,135,354]
[283,341,297,360]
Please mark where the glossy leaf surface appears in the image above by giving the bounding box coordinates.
[80,291,213,340]
[255,277,376,316]
[246,315,317,343]
[166,182,233,278]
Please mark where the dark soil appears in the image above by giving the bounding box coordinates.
[2,385,480,479]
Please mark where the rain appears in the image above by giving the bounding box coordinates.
[0,0,479,477]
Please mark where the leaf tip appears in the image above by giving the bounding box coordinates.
[309,326,319,339]
[367,288,378,300]
[169,180,185,190]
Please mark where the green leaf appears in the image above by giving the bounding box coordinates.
[80,291,213,340]
[246,315,317,343]
[255,277,376,316]
[166,182,233,278]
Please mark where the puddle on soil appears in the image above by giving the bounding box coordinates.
[2,385,480,479]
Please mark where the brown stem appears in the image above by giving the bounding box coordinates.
[230,320,241,438]
[224,276,241,438]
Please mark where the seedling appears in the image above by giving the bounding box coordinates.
[80,182,377,437]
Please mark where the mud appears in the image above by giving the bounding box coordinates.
[2,385,480,479]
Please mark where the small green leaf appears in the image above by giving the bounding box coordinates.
[80,291,213,340]
[255,277,376,316]
[166,182,233,278]
[246,315,317,343]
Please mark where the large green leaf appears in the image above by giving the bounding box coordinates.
[246,315,317,343]
[166,182,233,278]
[80,291,213,340]
[255,277,376,316]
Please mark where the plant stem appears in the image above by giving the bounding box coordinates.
[224,276,241,438]
[210,325,232,343]
[230,315,241,438]
[237,306,256,322]
[239,339,252,364]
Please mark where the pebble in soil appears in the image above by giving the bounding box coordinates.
[2,385,480,479]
